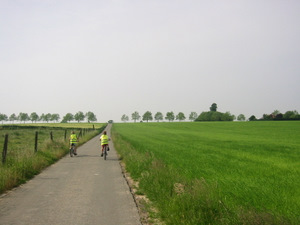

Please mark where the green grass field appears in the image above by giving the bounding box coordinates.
[112,121,300,225]
[0,123,105,194]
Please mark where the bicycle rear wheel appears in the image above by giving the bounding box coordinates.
[104,146,107,160]
[70,146,74,157]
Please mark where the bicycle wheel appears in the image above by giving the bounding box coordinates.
[104,145,107,160]
[70,146,74,157]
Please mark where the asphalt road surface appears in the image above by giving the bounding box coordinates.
[0,124,141,225]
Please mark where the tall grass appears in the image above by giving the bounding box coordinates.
[0,124,105,194]
[112,121,300,224]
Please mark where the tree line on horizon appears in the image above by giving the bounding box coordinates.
[0,111,97,124]
[248,109,300,121]
[121,103,300,122]
[121,103,236,123]
[121,111,193,123]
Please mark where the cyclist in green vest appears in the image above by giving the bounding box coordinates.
[69,131,78,155]
[100,131,110,157]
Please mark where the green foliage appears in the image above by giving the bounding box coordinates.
[249,115,257,121]
[9,113,17,123]
[237,114,246,121]
[261,110,299,121]
[0,113,8,123]
[85,111,97,122]
[272,110,281,116]
[176,112,186,121]
[284,110,299,120]
[263,114,272,120]
[121,114,129,122]
[4,123,104,129]
[189,112,198,121]
[196,111,235,121]
[29,112,39,123]
[43,113,52,123]
[61,113,74,123]
[18,112,29,123]
[154,112,163,122]
[165,111,175,122]
[74,111,85,123]
[112,122,300,225]
[142,111,153,122]
[3,112,97,124]
[131,111,141,122]
[50,113,60,122]
[210,103,217,112]
[196,103,235,121]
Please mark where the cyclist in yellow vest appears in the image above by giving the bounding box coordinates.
[100,131,110,157]
[69,131,78,155]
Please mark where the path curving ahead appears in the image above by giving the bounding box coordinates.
[0,124,141,225]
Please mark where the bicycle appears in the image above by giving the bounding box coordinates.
[103,145,108,160]
[70,145,75,157]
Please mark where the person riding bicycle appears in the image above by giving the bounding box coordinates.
[100,131,110,157]
[69,131,78,155]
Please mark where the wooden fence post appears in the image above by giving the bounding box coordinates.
[50,131,53,141]
[2,134,8,164]
[35,131,38,152]
[64,130,67,141]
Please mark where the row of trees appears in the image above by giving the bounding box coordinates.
[121,103,299,123]
[0,111,97,124]
[121,111,199,122]
[61,111,97,123]
[121,104,239,123]
[249,110,300,121]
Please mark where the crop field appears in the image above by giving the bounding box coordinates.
[112,121,300,225]
[0,123,105,194]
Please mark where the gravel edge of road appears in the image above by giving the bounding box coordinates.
[118,161,164,225]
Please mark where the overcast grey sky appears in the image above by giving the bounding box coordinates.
[1,0,299,122]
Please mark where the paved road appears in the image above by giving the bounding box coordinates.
[0,124,141,225]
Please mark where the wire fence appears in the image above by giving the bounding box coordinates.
[1,126,101,164]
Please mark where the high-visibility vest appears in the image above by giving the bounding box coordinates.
[70,134,77,144]
[100,134,109,145]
